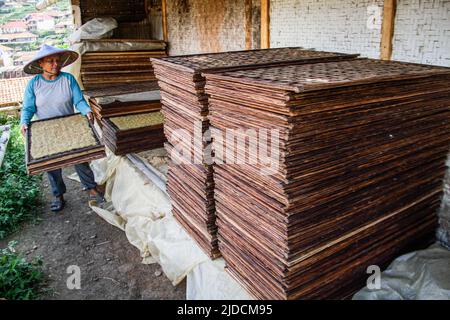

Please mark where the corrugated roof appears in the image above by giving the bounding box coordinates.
[0,76,32,107]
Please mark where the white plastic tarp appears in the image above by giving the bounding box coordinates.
[68,17,118,44]
[187,259,253,300]
[353,243,450,300]
[88,153,207,284]
[437,158,450,249]
[86,151,252,297]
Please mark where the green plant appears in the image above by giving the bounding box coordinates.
[0,241,45,300]
[0,114,42,239]
[0,4,35,25]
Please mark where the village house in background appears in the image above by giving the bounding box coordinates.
[0,0,74,79]
[24,12,55,32]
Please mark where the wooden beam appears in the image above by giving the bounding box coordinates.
[245,0,253,50]
[261,0,270,49]
[161,0,168,43]
[380,0,397,60]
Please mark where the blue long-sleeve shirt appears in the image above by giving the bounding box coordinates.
[20,72,91,125]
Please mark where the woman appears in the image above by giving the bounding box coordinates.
[20,44,104,212]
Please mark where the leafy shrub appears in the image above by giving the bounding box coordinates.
[0,115,42,239]
[0,241,44,300]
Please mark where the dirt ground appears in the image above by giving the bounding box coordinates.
[0,167,186,300]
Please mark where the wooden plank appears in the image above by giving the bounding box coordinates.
[260,0,270,49]
[162,0,168,43]
[380,0,397,60]
[245,0,253,50]
[70,0,82,28]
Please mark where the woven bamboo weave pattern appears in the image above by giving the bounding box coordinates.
[30,114,96,160]
[110,112,164,130]
[211,59,450,92]
[154,48,357,72]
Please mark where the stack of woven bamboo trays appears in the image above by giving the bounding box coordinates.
[81,39,166,90]
[101,111,165,156]
[79,0,147,23]
[151,48,359,259]
[26,114,105,175]
[202,58,450,299]
[85,82,162,121]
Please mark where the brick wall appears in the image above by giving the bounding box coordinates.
[392,0,450,67]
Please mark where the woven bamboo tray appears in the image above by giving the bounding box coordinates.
[152,48,361,259]
[203,58,450,299]
[81,50,166,90]
[26,114,105,175]
[80,0,147,23]
[89,99,161,120]
[101,111,165,156]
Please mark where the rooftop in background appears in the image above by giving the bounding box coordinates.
[0,76,32,107]
[0,20,28,29]
[24,12,54,21]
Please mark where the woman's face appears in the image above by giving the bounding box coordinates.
[38,54,62,75]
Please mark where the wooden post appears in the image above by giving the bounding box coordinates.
[245,0,253,49]
[380,0,397,60]
[70,0,82,28]
[162,0,168,43]
[261,0,270,49]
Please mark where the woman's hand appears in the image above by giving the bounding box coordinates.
[20,124,28,137]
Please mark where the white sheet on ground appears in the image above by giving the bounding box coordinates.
[187,259,253,300]
[353,243,450,300]
[87,152,229,291]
